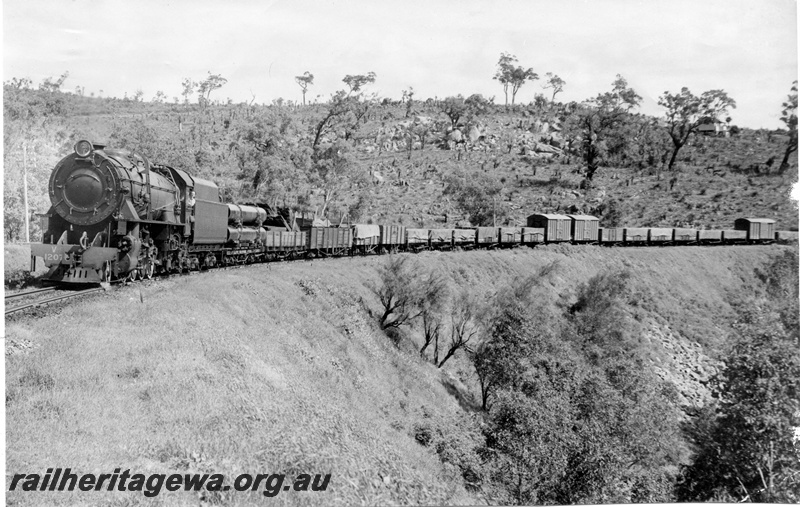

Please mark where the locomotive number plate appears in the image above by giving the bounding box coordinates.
[30,244,82,266]
[43,252,72,263]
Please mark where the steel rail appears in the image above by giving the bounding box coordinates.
[5,288,105,316]
[5,287,57,303]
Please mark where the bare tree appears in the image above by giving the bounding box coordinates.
[436,290,482,368]
[373,256,424,329]
[419,273,449,358]
[472,339,496,409]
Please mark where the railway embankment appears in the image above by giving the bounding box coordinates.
[5,244,796,504]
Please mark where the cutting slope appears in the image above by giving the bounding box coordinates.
[5,244,793,505]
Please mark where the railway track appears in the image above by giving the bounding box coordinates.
[5,287,105,316]
[5,287,57,303]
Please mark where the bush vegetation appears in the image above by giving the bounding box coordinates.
[366,246,799,503]
[677,250,800,502]
[4,73,797,242]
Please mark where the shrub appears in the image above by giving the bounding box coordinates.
[678,253,800,502]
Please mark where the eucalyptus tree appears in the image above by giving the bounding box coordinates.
[658,87,736,170]
[493,53,538,107]
[779,81,797,173]
[295,71,314,106]
[543,72,566,102]
[562,75,642,183]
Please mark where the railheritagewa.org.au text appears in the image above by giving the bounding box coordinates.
[9,468,331,498]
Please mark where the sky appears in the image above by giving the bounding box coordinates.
[3,0,798,129]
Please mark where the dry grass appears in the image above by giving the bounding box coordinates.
[6,244,796,505]
[6,257,477,505]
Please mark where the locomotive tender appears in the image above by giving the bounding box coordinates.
[31,141,796,285]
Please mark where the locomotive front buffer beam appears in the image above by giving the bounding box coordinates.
[31,243,117,284]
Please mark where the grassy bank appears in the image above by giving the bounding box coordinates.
[5,244,794,505]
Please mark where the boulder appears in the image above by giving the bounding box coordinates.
[466,125,483,143]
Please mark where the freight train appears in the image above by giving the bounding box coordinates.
[30,141,798,285]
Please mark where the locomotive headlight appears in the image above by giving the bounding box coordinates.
[74,140,93,158]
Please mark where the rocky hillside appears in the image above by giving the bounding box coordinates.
[4,88,798,243]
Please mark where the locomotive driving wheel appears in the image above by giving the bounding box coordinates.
[126,269,138,283]
[143,260,154,279]
[101,261,112,283]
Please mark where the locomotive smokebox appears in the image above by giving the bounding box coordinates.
[50,155,121,226]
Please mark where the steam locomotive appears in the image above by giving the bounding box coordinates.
[31,140,268,283]
[30,141,796,285]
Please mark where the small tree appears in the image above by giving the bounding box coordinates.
[442,171,504,226]
[493,53,538,107]
[342,72,376,94]
[562,75,641,182]
[309,140,365,216]
[543,72,566,102]
[295,71,314,106]
[678,253,800,502]
[181,78,196,105]
[436,290,481,368]
[373,255,424,329]
[465,93,493,117]
[779,81,797,173]
[485,388,575,505]
[402,86,415,118]
[197,72,228,106]
[472,276,543,409]
[439,95,468,128]
[311,90,375,148]
[419,273,449,359]
[38,71,69,93]
[410,121,432,152]
[659,87,736,170]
